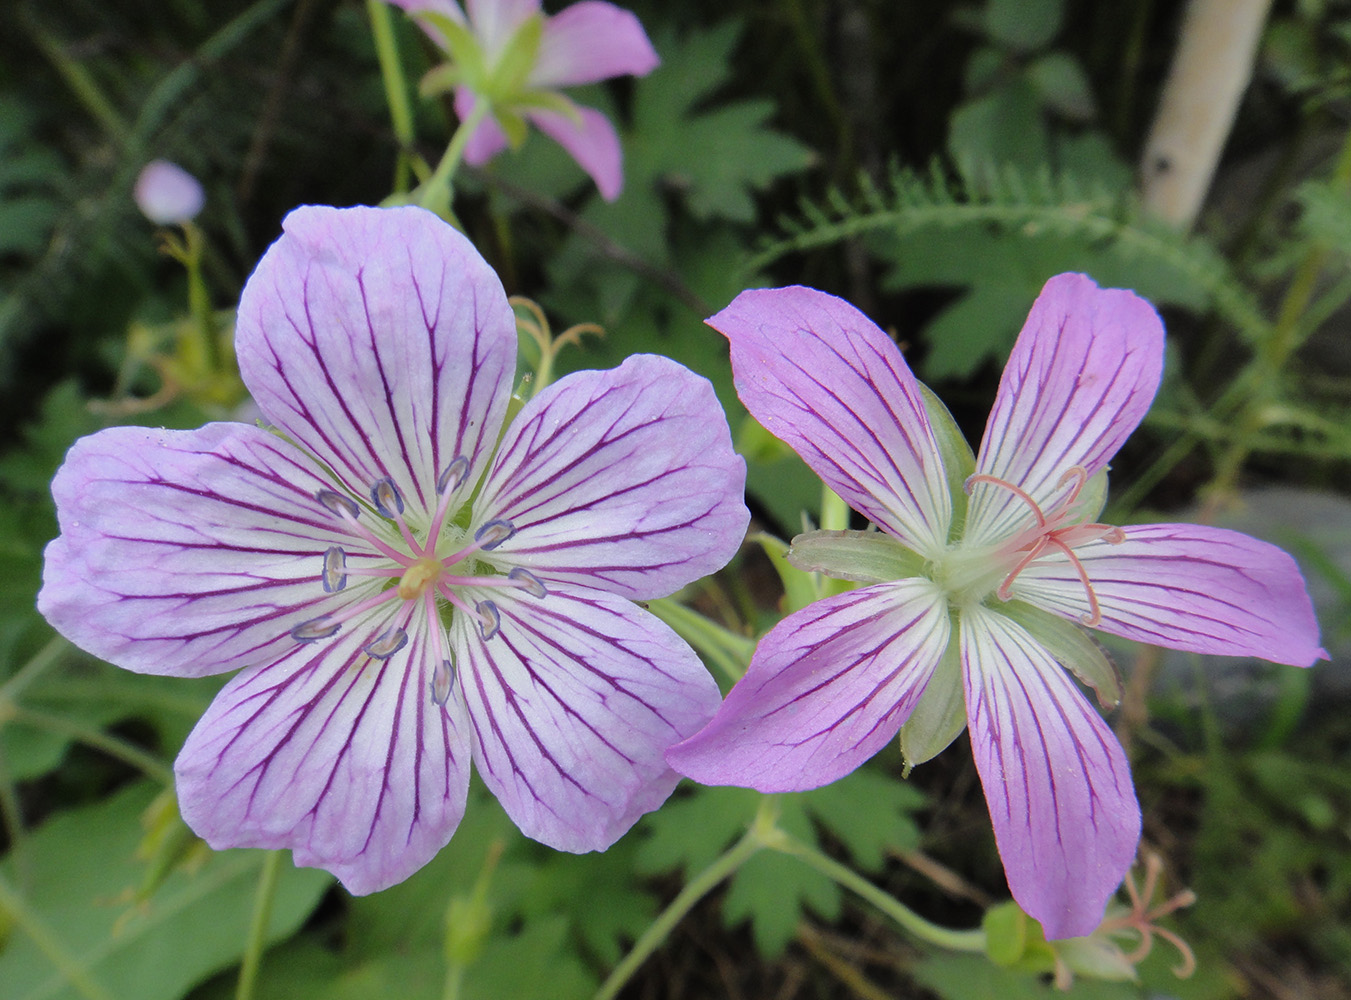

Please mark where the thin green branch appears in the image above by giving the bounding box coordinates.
[9,707,174,786]
[235,851,284,1000]
[0,870,116,1000]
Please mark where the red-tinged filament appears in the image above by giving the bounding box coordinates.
[965,466,1124,626]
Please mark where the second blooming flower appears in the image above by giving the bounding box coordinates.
[40,204,748,893]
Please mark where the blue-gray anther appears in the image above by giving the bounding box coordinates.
[364,627,409,659]
[437,455,471,494]
[291,615,341,642]
[507,567,548,598]
[316,489,360,519]
[476,600,500,640]
[430,658,454,706]
[370,477,405,518]
[475,519,516,550]
[322,546,348,592]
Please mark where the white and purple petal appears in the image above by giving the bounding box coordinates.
[236,205,516,522]
[531,1,659,88]
[39,423,380,678]
[709,286,952,555]
[1014,523,1328,666]
[465,0,539,55]
[666,579,951,792]
[175,614,472,894]
[962,605,1140,940]
[472,354,748,601]
[528,102,625,201]
[453,583,720,852]
[966,274,1164,548]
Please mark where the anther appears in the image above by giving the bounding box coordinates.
[508,567,548,598]
[476,600,500,640]
[437,455,471,495]
[291,615,341,642]
[322,546,348,592]
[364,627,409,659]
[370,477,405,518]
[316,489,360,519]
[475,519,516,550]
[430,658,454,706]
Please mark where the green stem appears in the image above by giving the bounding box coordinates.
[183,222,220,370]
[770,833,986,953]
[0,870,116,1000]
[418,99,493,219]
[24,18,130,145]
[820,484,850,532]
[367,0,417,194]
[0,635,69,703]
[9,707,174,786]
[593,803,774,1000]
[235,851,284,1000]
[646,598,753,685]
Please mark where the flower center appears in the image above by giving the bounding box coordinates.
[962,466,1124,626]
[287,459,549,705]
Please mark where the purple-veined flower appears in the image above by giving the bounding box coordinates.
[666,274,1326,938]
[389,0,658,200]
[39,204,748,893]
[134,159,205,225]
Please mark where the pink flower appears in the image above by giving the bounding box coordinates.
[40,205,747,892]
[390,0,658,200]
[666,274,1326,938]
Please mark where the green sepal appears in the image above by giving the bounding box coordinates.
[755,531,829,614]
[981,901,1056,972]
[1073,467,1110,522]
[786,528,925,585]
[916,380,975,541]
[899,626,966,774]
[999,601,1121,708]
[1054,931,1138,982]
[419,62,463,99]
[496,108,530,148]
[487,13,543,99]
[510,88,582,123]
[423,12,486,89]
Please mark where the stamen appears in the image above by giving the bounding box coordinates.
[1048,535,1103,626]
[322,546,348,592]
[316,489,360,519]
[370,477,405,518]
[507,567,548,598]
[476,600,500,640]
[364,627,409,659]
[437,455,471,495]
[291,616,341,642]
[475,519,516,550]
[430,658,454,706]
[965,473,1047,527]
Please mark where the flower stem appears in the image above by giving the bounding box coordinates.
[593,800,776,1000]
[367,0,416,194]
[0,635,69,703]
[235,850,284,1000]
[769,832,986,953]
[418,100,493,221]
[8,706,173,786]
[0,869,116,1000]
[646,597,753,685]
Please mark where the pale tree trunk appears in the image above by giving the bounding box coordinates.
[1139,0,1274,230]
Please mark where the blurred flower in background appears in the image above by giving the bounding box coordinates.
[133,159,205,225]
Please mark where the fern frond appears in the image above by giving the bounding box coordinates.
[749,161,1270,344]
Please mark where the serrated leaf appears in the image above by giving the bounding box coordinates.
[636,785,761,876]
[722,849,837,958]
[0,782,330,1000]
[799,769,926,872]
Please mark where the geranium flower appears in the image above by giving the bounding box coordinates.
[666,275,1325,938]
[134,159,205,225]
[390,0,658,200]
[39,204,748,892]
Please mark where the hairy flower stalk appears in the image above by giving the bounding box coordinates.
[39,204,748,893]
[667,274,1326,938]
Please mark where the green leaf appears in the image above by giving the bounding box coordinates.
[0,782,330,1000]
[1026,53,1096,120]
[723,848,834,957]
[636,785,761,877]
[799,769,926,872]
[983,0,1064,51]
